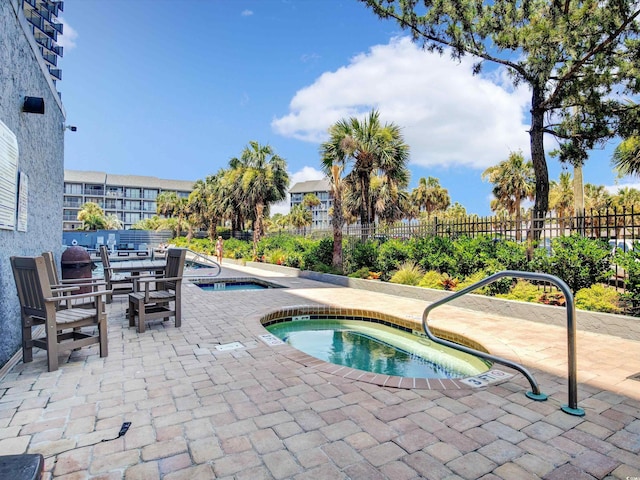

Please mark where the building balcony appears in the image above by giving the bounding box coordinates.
[49,67,62,80]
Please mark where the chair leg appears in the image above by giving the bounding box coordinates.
[128,297,136,328]
[137,300,146,334]
[174,299,181,328]
[98,314,108,358]
[22,320,33,363]
[46,323,58,372]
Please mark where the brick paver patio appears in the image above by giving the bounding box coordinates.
[1,263,639,479]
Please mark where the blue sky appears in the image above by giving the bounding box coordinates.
[58,0,635,217]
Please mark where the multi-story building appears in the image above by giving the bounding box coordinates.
[21,0,64,85]
[64,170,195,231]
[289,179,332,230]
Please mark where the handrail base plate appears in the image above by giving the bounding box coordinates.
[561,404,585,416]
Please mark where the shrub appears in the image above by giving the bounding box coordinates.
[348,267,374,279]
[409,236,456,273]
[531,234,612,293]
[453,236,496,277]
[575,285,621,313]
[418,271,445,289]
[345,240,380,274]
[389,262,424,285]
[456,270,493,294]
[224,238,252,259]
[496,280,541,302]
[614,249,640,304]
[440,273,459,291]
[377,239,411,276]
[494,240,529,271]
[300,237,333,270]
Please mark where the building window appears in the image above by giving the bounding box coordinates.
[125,188,141,199]
[64,183,82,195]
[143,189,158,200]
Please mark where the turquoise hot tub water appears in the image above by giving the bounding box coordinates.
[266,319,491,379]
[197,281,271,292]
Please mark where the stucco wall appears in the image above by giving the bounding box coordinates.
[0,1,65,368]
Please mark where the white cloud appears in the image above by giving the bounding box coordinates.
[57,17,78,50]
[605,181,640,194]
[241,9,253,16]
[272,36,531,170]
[270,166,325,215]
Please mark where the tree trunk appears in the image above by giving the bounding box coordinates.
[530,85,549,241]
[573,164,585,234]
[253,202,265,255]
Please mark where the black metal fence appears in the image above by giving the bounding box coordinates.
[333,207,640,244]
[296,208,640,299]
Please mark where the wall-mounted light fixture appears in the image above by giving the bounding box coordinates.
[65,125,77,132]
[23,96,45,114]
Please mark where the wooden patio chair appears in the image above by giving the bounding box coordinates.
[42,251,106,309]
[10,256,110,372]
[127,248,186,333]
[99,245,133,303]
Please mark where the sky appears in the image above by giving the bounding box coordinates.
[57,0,638,217]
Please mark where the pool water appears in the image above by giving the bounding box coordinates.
[197,281,270,291]
[266,320,490,379]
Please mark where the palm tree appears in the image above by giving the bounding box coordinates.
[549,172,574,230]
[584,183,612,238]
[104,214,123,230]
[321,124,349,270]
[321,110,410,228]
[612,136,640,177]
[77,202,107,231]
[230,141,289,253]
[156,191,180,218]
[188,175,223,242]
[288,204,312,233]
[482,151,535,241]
[614,186,640,210]
[369,173,409,225]
[584,184,612,212]
[411,177,451,221]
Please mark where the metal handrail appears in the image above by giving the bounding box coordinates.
[184,249,221,277]
[423,270,584,416]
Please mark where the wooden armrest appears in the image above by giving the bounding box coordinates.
[59,277,105,284]
[53,281,107,288]
[45,289,113,302]
[51,285,80,294]
[136,275,182,284]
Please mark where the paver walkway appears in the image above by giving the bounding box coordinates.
[0,263,639,479]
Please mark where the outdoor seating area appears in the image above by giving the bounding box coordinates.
[1,261,639,478]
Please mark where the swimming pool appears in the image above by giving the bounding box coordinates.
[261,308,492,380]
[267,319,490,378]
[193,277,284,291]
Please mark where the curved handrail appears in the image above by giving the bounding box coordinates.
[184,249,221,277]
[423,270,584,416]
